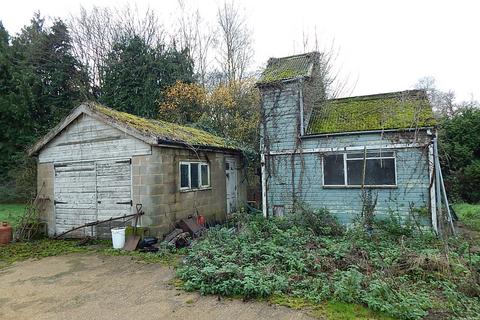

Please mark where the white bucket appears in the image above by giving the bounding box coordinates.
[111,227,126,249]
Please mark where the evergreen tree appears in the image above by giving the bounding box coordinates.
[0,14,88,201]
[100,36,193,118]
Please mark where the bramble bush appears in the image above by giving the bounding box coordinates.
[177,209,480,320]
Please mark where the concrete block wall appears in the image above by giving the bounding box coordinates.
[37,162,55,236]
[36,146,246,238]
[133,147,246,237]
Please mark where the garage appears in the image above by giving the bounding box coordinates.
[54,159,132,237]
[29,102,246,238]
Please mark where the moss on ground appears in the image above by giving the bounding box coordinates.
[0,239,182,269]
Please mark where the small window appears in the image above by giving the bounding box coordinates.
[324,154,345,185]
[323,150,396,187]
[179,161,210,191]
[180,164,190,189]
[201,164,209,187]
[190,163,199,188]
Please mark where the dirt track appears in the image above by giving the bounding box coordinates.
[0,253,315,320]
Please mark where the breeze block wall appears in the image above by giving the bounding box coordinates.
[132,147,246,237]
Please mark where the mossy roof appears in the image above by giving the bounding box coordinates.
[306,90,436,134]
[88,102,237,150]
[257,52,318,85]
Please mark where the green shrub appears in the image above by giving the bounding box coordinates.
[290,202,345,236]
[332,268,365,303]
[177,211,480,320]
[364,279,430,320]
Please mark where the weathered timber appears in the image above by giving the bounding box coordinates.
[54,212,144,239]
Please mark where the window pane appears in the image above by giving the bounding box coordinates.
[180,164,189,188]
[347,159,363,185]
[324,155,345,185]
[201,164,209,186]
[347,158,396,185]
[191,163,199,188]
[365,159,396,185]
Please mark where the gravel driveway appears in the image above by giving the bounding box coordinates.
[0,253,315,320]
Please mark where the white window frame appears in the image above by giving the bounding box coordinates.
[179,161,210,191]
[322,150,397,188]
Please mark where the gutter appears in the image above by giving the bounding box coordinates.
[302,126,436,138]
[154,138,243,155]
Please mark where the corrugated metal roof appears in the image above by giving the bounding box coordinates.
[306,90,436,134]
[257,52,318,84]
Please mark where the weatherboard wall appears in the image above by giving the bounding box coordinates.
[261,80,432,224]
[265,137,432,224]
[38,114,152,163]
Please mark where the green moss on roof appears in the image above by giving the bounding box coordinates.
[258,52,318,84]
[307,90,436,134]
[89,103,237,149]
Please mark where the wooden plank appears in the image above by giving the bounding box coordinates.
[39,114,151,163]
[96,159,132,220]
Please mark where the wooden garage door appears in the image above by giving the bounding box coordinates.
[54,159,132,237]
[54,161,97,237]
[96,159,132,220]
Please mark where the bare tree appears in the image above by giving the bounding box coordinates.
[216,1,253,84]
[415,77,456,117]
[175,0,215,86]
[299,28,354,98]
[68,4,164,91]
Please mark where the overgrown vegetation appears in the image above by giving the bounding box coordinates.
[454,203,480,232]
[177,209,480,320]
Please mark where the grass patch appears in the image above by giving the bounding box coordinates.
[0,239,88,268]
[0,238,183,269]
[320,301,394,320]
[176,210,480,320]
[0,203,26,228]
[454,203,480,231]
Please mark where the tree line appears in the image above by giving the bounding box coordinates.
[416,77,480,203]
[0,2,260,202]
[0,3,478,205]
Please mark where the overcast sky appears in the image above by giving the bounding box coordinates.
[1,0,478,101]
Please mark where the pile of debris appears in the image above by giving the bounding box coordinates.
[164,216,207,248]
[53,202,209,252]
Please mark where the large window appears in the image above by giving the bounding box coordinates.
[180,161,210,191]
[323,150,396,187]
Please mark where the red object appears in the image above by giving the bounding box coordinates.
[0,221,13,245]
[197,215,206,226]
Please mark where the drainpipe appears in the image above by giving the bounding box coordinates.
[427,130,438,234]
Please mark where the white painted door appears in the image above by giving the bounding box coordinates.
[54,159,132,237]
[54,161,97,237]
[225,159,238,214]
[96,159,132,220]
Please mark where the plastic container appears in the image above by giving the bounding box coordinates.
[111,227,126,249]
[0,221,13,245]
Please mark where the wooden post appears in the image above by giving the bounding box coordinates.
[433,138,443,236]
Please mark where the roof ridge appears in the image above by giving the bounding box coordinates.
[323,90,426,103]
[267,51,319,63]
